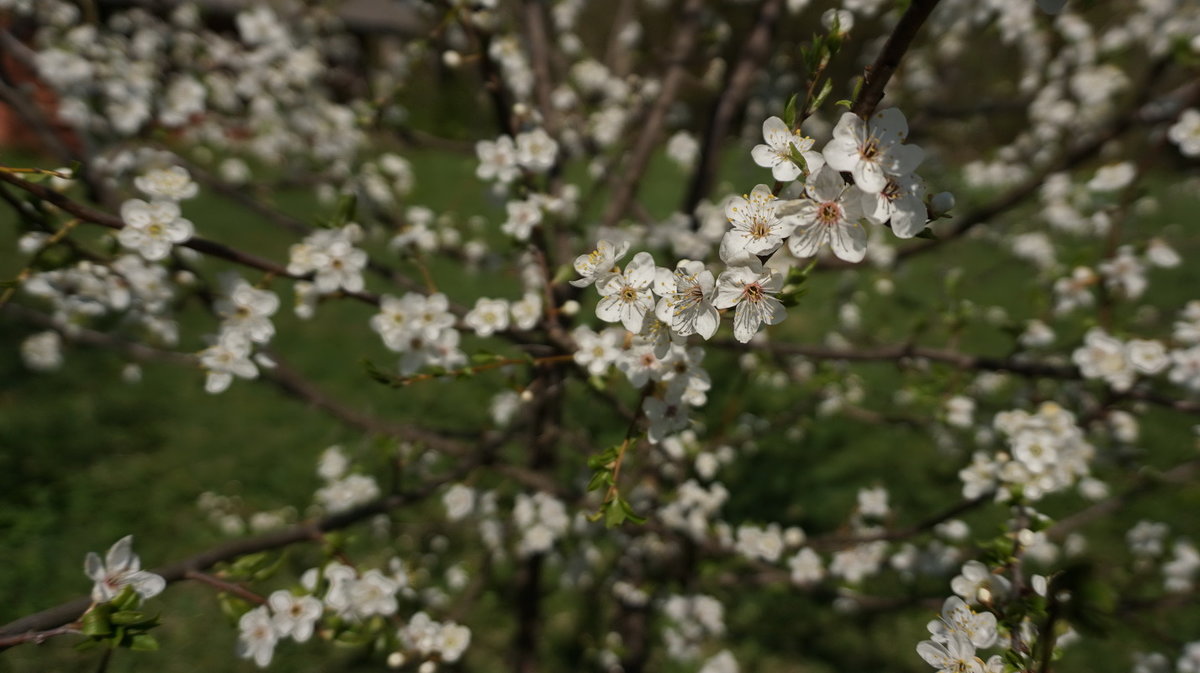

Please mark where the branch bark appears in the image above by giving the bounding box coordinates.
[850,0,942,119]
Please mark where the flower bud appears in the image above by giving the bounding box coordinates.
[442,50,462,69]
[931,191,956,217]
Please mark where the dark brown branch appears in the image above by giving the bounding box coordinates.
[600,0,705,229]
[0,170,306,283]
[0,624,81,649]
[808,492,994,551]
[725,340,1080,379]
[850,0,943,119]
[183,570,267,606]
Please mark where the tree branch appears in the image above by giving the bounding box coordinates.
[850,0,943,119]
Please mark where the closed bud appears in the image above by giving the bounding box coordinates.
[931,191,956,217]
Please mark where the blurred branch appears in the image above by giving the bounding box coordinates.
[1046,458,1200,539]
[720,339,1079,378]
[682,0,784,217]
[600,0,705,229]
[808,491,994,552]
[891,58,1192,265]
[521,0,558,135]
[183,570,266,606]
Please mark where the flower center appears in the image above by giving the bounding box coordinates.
[817,202,842,225]
[620,286,638,302]
[860,137,881,160]
[742,283,764,303]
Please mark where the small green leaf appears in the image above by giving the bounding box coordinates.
[809,78,834,114]
[334,193,358,226]
[787,144,809,173]
[586,470,610,492]
[81,609,113,637]
[110,586,140,611]
[604,500,626,528]
[784,93,799,128]
[618,498,646,525]
[588,446,620,469]
[110,610,149,626]
[914,227,937,240]
[470,351,504,365]
[129,633,159,652]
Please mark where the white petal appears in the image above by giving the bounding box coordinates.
[884,143,925,176]
[620,299,650,333]
[852,160,887,193]
[829,222,868,263]
[762,116,791,148]
[85,552,105,580]
[624,252,656,288]
[759,295,786,325]
[821,136,860,172]
[808,166,845,202]
[871,108,909,142]
[788,223,828,259]
[732,302,761,343]
[751,144,781,169]
[830,112,863,141]
[595,295,624,323]
[890,191,927,238]
[693,306,720,340]
[772,160,802,182]
[130,571,166,599]
[106,535,135,572]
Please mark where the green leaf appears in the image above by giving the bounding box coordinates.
[252,553,288,583]
[809,79,834,114]
[470,351,504,365]
[81,609,113,637]
[787,144,809,173]
[74,638,103,652]
[586,470,611,492]
[914,227,937,240]
[835,99,852,109]
[587,445,620,469]
[363,359,401,387]
[618,498,646,525]
[110,610,150,626]
[784,93,799,128]
[231,551,270,576]
[129,633,159,652]
[334,193,358,226]
[604,500,626,528]
[110,585,140,611]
